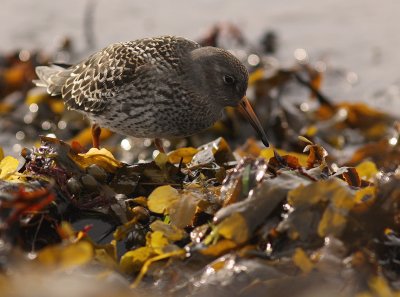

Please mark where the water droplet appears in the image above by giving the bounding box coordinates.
[121,138,132,150]
[163,140,171,148]
[324,237,331,245]
[389,137,398,146]
[152,150,160,159]
[143,138,152,147]
[27,252,37,260]
[24,114,33,124]
[41,121,51,130]
[12,143,21,153]
[29,103,39,113]
[294,48,308,62]
[331,163,339,171]
[19,50,30,62]
[247,54,260,66]
[265,243,273,255]
[15,131,25,140]
[57,120,67,129]
[337,108,348,118]
[300,102,310,112]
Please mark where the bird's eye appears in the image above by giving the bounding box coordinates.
[223,75,235,85]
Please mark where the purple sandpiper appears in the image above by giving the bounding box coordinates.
[34,35,269,150]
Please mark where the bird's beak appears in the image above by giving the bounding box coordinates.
[238,96,269,147]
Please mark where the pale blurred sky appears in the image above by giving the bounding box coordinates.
[1,0,399,54]
[1,0,400,110]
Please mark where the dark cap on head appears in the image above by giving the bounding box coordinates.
[189,47,249,107]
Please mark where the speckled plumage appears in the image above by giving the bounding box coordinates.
[34,35,250,139]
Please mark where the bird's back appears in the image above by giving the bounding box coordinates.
[35,36,200,114]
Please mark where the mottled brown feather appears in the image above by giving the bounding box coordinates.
[61,36,199,113]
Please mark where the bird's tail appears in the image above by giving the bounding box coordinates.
[33,66,72,96]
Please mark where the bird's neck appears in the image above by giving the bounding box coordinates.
[182,48,216,100]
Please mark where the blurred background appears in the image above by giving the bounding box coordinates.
[1,0,400,159]
[2,0,400,102]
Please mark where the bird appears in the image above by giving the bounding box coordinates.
[34,35,269,151]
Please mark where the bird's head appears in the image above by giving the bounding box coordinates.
[188,46,269,147]
[189,47,248,107]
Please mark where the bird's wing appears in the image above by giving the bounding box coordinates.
[61,36,200,114]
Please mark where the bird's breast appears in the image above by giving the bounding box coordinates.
[90,91,223,139]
